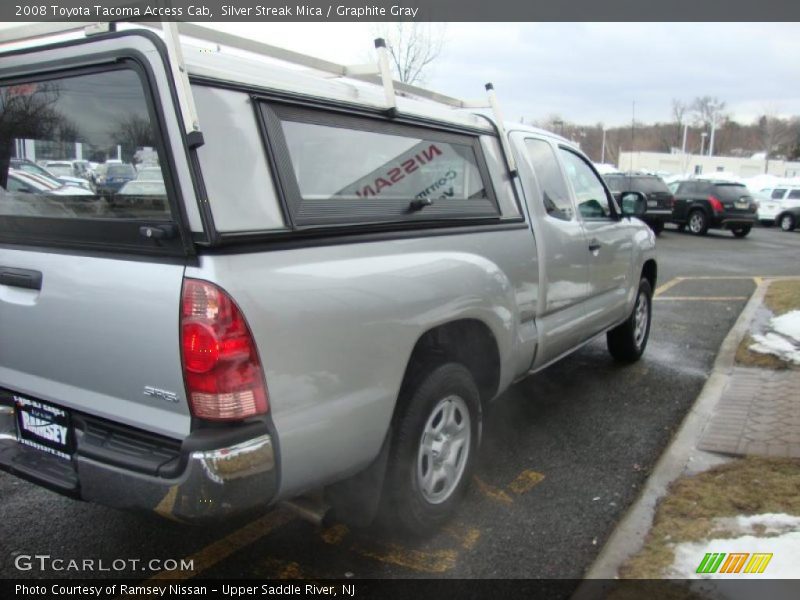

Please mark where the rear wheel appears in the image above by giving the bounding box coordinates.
[688,210,709,235]
[382,362,480,536]
[780,213,796,232]
[732,226,751,238]
[607,278,652,363]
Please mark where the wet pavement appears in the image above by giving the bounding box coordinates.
[1,226,798,583]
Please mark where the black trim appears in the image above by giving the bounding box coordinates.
[0,242,194,266]
[0,30,206,255]
[198,220,529,255]
[256,100,502,228]
[0,47,194,256]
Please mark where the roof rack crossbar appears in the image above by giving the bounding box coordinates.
[0,21,518,173]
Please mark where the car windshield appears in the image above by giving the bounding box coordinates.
[46,164,73,177]
[107,164,136,178]
[714,184,752,201]
[606,176,670,194]
[119,181,165,195]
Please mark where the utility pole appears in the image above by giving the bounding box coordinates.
[630,100,635,171]
[601,127,607,163]
[700,132,708,157]
[708,104,717,156]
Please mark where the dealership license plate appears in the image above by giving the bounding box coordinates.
[647,200,658,207]
[735,201,749,209]
[15,396,74,459]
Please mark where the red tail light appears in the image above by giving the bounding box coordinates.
[181,279,268,421]
[708,195,724,213]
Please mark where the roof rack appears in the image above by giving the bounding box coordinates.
[0,21,517,173]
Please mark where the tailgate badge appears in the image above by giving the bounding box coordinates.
[143,386,179,403]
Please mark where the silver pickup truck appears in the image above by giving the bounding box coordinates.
[0,27,656,535]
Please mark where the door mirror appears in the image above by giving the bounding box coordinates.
[620,192,647,217]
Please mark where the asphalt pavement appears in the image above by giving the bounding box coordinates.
[1,226,798,585]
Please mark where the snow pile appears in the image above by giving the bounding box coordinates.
[749,310,800,365]
[668,513,800,579]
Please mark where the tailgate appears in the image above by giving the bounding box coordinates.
[0,32,203,439]
[0,250,190,437]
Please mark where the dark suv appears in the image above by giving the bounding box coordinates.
[672,180,757,237]
[604,173,674,235]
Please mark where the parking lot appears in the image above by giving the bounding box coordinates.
[1,226,799,584]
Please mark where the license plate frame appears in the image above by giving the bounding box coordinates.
[647,200,658,208]
[734,201,749,210]
[14,395,74,460]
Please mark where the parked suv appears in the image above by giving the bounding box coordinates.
[603,173,674,235]
[0,27,657,534]
[672,180,757,237]
[757,186,800,231]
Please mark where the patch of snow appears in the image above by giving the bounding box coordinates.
[749,310,800,365]
[772,311,800,344]
[670,531,800,580]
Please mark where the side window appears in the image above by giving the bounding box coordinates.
[523,138,573,221]
[558,149,613,220]
[787,190,800,200]
[772,189,788,199]
[1,69,171,222]
[260,103,499,227]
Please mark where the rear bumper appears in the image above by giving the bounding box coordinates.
[0,402,278,522]
[711,213,756,229]
[642,209,672,224]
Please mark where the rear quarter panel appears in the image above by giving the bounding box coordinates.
[188,229,538,498]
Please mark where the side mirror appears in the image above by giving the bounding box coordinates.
[620,191,647,218]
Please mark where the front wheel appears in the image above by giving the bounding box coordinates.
[732,226,751,238]
[382,362,481,536]
[607,278,652,363]
[780,214,796,232]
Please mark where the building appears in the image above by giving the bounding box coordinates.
[618,151,800,179]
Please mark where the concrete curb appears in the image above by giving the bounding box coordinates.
[572,278,770,594]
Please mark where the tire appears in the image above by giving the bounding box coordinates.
[732,226,751,238]
[688,209,709,235]
[607,278,652,363]
[650,221,664,236]
[382,362,481,537]
[779,213,796,232]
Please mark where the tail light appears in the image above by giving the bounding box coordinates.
[708,195,724,213]
[181,278,268,421]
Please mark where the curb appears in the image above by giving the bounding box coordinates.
[572,277,770,594]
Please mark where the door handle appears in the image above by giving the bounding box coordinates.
[588,241,601,253]
[0,266,43,291]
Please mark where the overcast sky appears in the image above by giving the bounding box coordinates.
[1,21,796,127]
[209,22,799,127]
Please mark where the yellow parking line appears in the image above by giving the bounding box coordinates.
[472,475,514,506]
[354,542,458,573]
[507,469,545,495]
[654,277,683,297]
[654,296,749,301]
[147,508,295,581]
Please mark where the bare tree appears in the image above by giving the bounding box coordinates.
[372,23,445,85]
[692,96,726,129]
[757,112,792,172]
[670,99,689,150]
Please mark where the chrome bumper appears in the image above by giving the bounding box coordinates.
[0,404,278,522]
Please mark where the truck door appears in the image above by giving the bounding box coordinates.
[557,148,632,331]
[513,134,590,366]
